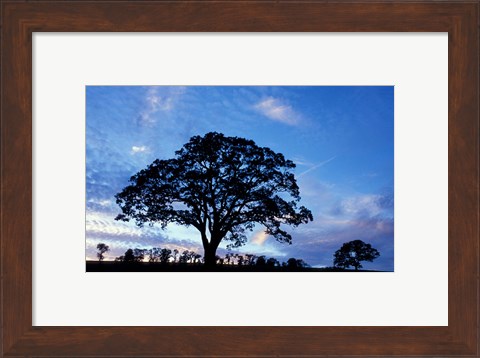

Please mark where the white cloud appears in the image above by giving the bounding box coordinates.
[87,198,113,207]
[139,87,185,125]
[163,223,200,244]
[251,230,269,246]
[131,145,148,154]
[147,90,173,111]
[86,211,142,237]
[337,194,384,217]
[254,97,300,125]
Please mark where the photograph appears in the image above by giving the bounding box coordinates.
[86,86,394,272]
[3,0,478,355]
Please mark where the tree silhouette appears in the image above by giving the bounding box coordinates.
[96,243,110,261]
[178,250,200,264]
[333,240,380,271]
[245,254,257,266]
[266,257,279,268]
[133,248,146,262]
[115,132,313,267]
[286,258,297,268]
[179,250,189,264]
[147,248,161,262]
[215,255,224,265]
[256,255,266,268]
[193,253,202,263]
[159,248,172,263]
[225,253,234,265]
[285,258,309,270]
[295,259,309,268]
[237,255,245,266]
[123,249,136,262]
[116,248,145,263]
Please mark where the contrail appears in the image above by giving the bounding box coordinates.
[298,156,336,178]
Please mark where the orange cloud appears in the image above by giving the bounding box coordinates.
[251,230,269,246]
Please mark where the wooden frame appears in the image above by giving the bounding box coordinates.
[1,1,478,357]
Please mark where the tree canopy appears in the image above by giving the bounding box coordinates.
[115,132,313,266]
[333,240,380,270]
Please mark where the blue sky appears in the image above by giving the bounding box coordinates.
[86,86,394,270]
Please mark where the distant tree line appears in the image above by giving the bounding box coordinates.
[94,239,380,271]
[96,243,310,269]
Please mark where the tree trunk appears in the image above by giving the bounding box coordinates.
[202,232,221,269]
[204,246,217,268]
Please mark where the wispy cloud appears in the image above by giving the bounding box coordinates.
[139,87,184,126]
[331,192,393,219]
[251,230,269,246]
[254,97,300,125]
[131,145,149,154]
[87,198,113,209]
[298,156,336,178]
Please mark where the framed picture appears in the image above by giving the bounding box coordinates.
[1,1,478,357]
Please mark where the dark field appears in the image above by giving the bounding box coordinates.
[86,261,382,272]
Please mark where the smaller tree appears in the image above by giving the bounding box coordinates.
[225,253,233,265]
[236,255,244,266]
[96,243,110,261]
[123,249,136,262]
[245,254,257,266]
[188,251,198,263]
[256,255,266,268]
[133,248,146,262]
[179,250,192,264]
[215,255,224,265]
[286,257,309,270]
[266,257,279,269]
[118,248,145,263]
[333,240,380,271]
[295,259,309,268]
[147,248,161,262]
[193,253,202,264]
[159,248,172,264]
[287,258,297,269]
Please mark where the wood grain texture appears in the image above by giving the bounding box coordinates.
[1,1,478,357]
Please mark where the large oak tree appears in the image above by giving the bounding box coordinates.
[115,132,313,267]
